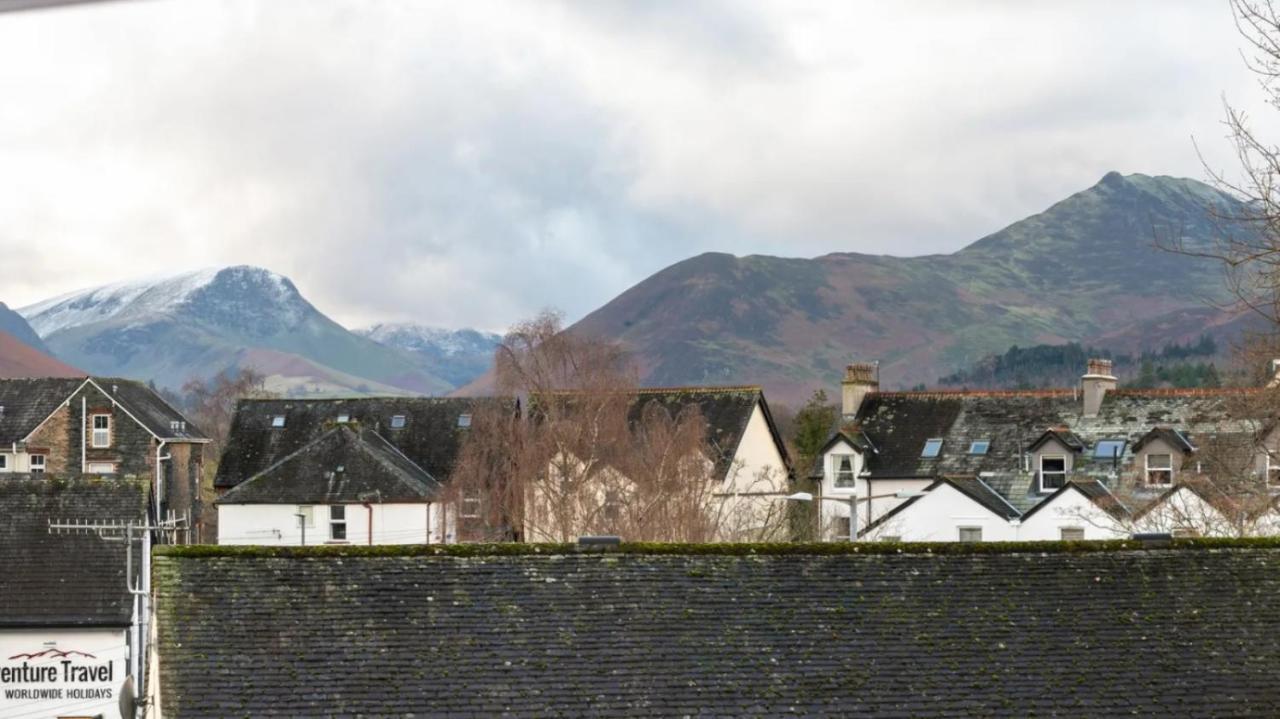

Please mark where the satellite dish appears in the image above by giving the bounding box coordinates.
[118,675,137,719]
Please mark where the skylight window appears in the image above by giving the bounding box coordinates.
[271,415,286,428]
[921,438,944,458]
[458,413,472,428]
[390,415,407,429]
[1094,439,1126,459]
[336,413,351,423]
[968,440,990,455]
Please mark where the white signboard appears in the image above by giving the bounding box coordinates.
[0,628,129,719]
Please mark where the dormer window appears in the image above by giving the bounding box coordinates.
[458,413,472,428]
[1039,455,1066,492]
[390,415,407,429]
[271,415,286,428]
[1145,453,1173,485]
[921,439,943,458]
[833,455,855,488]
[968,440,990,455]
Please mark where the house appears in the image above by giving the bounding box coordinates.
[151,539,1280,717]
[0,479,147,719]
[214,397,496,545]
[0,377,208,538]
[814,359,1279,541]
[524,386,792,542]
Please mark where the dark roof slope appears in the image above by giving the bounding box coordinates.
[215,397,506,489]
[156,541,1280,717]
[0,479,146,627]
[945,476,1021,519]
[0,377,85,444]
[216,426,440,504]
[94,377,206,441]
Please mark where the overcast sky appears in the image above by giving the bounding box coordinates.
[0,0,1264,331]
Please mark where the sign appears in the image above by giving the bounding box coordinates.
[0,630,128,719]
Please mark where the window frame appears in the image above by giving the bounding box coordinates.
[832,454,856,488]
[1039,455,1067,492]
[336,413,350,424]
[85,461,116,475]
[457,413,472,428]
[1145,453,1174,486]
[1060,527,1085,541]
[329,505,347,541]
[90,414,111,448]
[0,454,7,471]
[29,454,45,474]
[958,526,983,543]
[921,438,944,458]
[390,415,407,429]
[968,440,990,455]
[270,415,286,429]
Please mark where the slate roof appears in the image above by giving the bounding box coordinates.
[215,397,508,489]
[0,478,146,627]
[0,376,206,444]
[850,388,1267,481]
[0,377,85,444]
[216,426,441,504]
[155,541,1280,717]
[536,385,789,474]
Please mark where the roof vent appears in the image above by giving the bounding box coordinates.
[577,535,622,552]
[1131,532,1173,548]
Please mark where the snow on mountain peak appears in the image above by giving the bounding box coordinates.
[19,266,300,338]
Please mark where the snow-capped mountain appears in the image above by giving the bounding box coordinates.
[357,323,500,387]
[19,267,454,397]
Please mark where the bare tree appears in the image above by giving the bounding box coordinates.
[446,311,789,543]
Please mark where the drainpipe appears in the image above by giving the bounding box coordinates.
[363,502,373,545]
[81,396,86,474]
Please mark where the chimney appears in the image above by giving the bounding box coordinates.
[1081,358,1116,417]
[842,362,879,418]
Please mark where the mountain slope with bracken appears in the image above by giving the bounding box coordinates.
[569,173,1247,404]
[0,329,83,379]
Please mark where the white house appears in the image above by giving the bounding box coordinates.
[814,359,1280,542]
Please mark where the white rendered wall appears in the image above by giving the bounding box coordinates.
[1017,490,1126,540]
[0,627,129,719]
[860,483,1019,542]
[218,502,436,545]
[723,403,789,493]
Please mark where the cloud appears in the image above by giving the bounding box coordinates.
[0,0,1264,331]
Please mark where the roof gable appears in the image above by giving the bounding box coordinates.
[217,426,440,505]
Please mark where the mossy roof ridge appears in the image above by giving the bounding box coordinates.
[154,536,1280,559]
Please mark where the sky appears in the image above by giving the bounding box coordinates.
[0,0,1266,332]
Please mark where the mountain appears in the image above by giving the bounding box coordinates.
[0,329,83,379]
[571,172,1248,405]
[19,266,454,397]
[0,302,51,355]
[356,323,500,387]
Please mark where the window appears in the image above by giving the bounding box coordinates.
[336,413,350,424]
[968,440,990,455]
[458,413,472,428]
[461,493,481,519]
[0,454,6,471]
[1039,455,1067,492]
[390,415,407,429]
[91,415,111,448]
[1060,527,1085,541]
[329,506,347,541]
[921,438,944,458]
[271,415,286,428]
[1145,453,1173,485]
[831,516,852,541]
[833,455,856,488]
[296,505,315,528]
[30,454,45,474]
[1267,454,1280,486]
[958,526,983,542]
[85,462,116,475]
[1094,439,1126,460]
